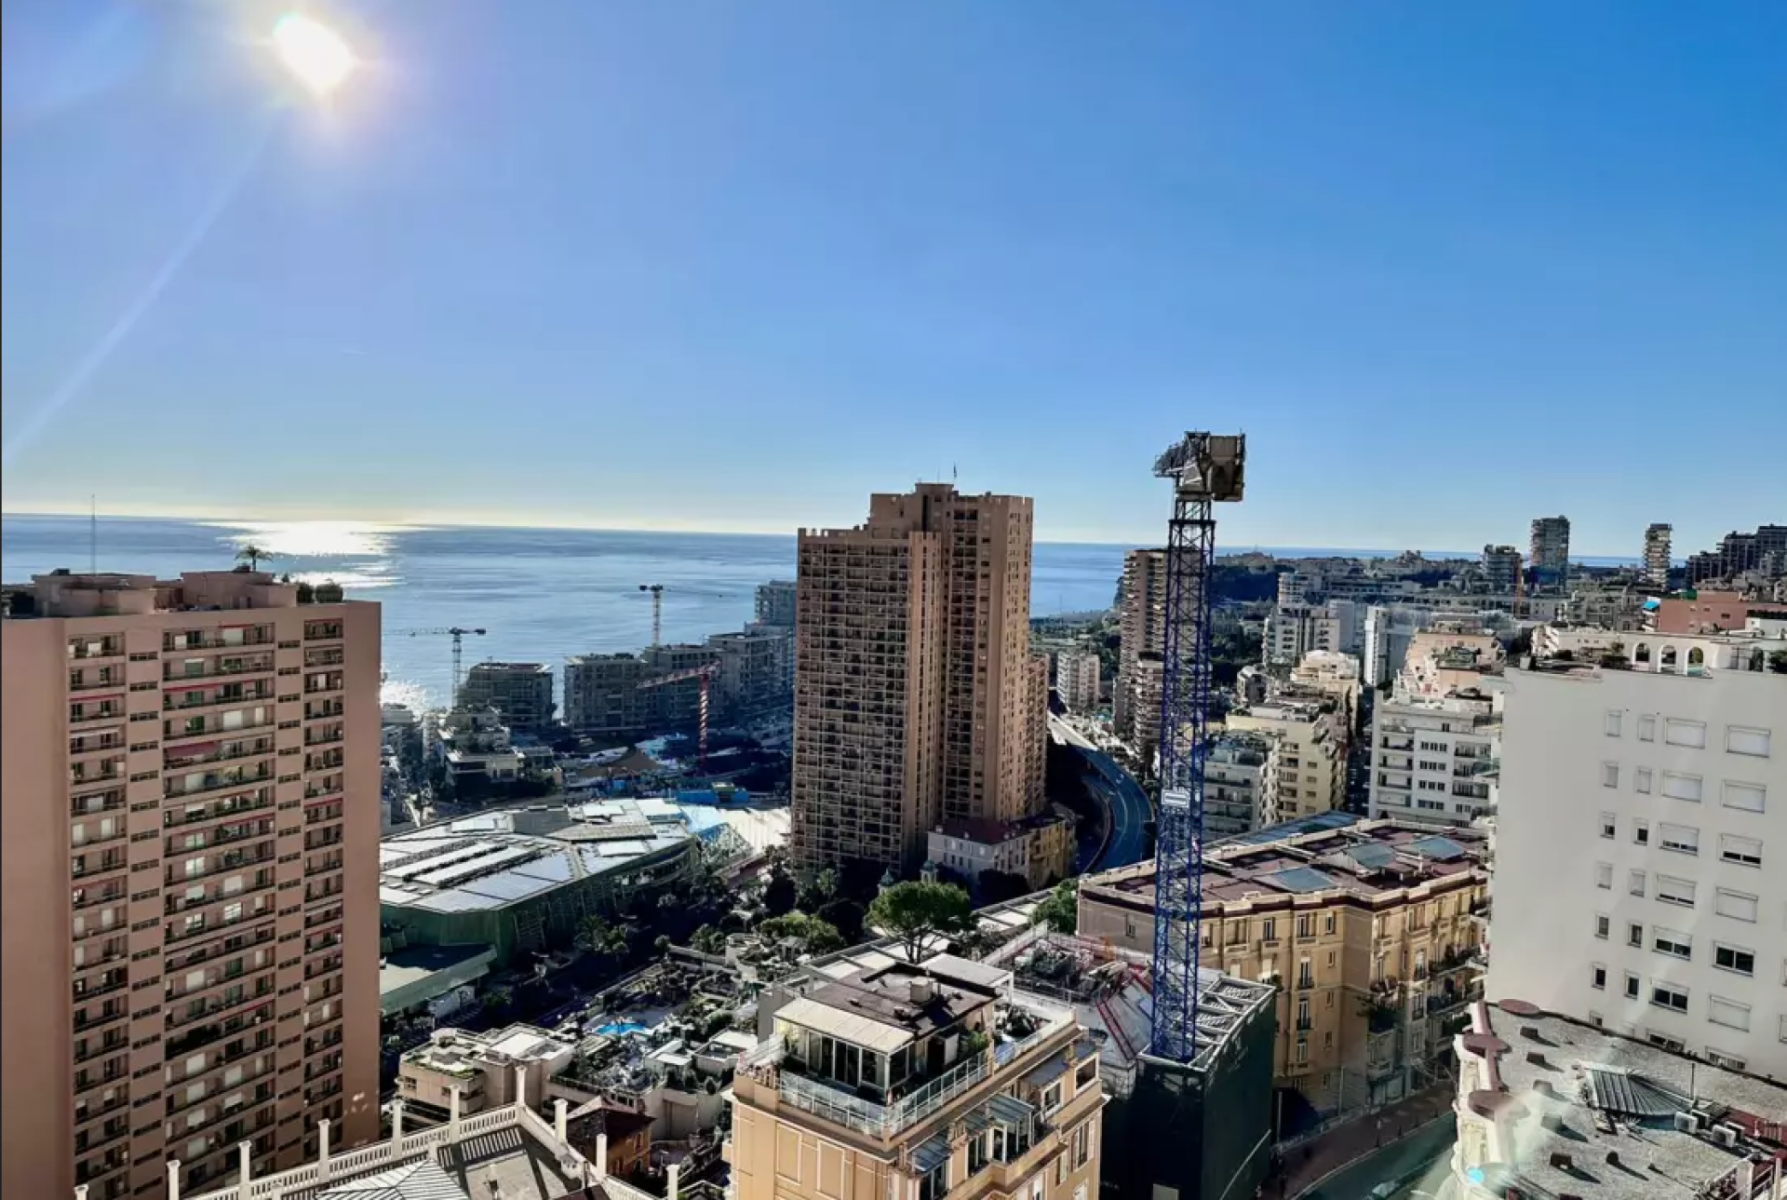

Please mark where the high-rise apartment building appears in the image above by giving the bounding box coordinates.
[1,570,380,1200]
[754,580,797,629]
[791,484,1050,872]
[456,661,554,732]
[1113,548,1167,753]
[1368,629,1503,827]
[1643,522,1673,589]
[1490,651,1784,1076]
[1481,545,1522,595]
[1528,515,1570,586]
[1055,649,1101,713]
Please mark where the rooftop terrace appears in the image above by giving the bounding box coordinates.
[1085,813,1489,906]
[1454,1000,1784,1200]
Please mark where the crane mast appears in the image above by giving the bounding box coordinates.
[1148,432,1246,1064]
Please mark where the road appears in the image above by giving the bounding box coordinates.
[1299,1118,1455,1200]
[1052,715,1151,871]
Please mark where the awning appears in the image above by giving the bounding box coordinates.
[909,1135,950,1174]
[774,996,913,1056]
[986,1093,1036,1127]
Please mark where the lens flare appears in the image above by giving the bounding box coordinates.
[273,13,355,95]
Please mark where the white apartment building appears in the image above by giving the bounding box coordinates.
[1055,649,1102,713]
[1227,695,1347,821]
[1204,734,1271,838]
[1367,691,1500,826]
[1488,655,1784,1076]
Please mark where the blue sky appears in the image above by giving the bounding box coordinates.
[3,1,1782,553]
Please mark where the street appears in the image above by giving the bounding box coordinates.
[1297,1117,1455,1200]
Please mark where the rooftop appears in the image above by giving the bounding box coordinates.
[404,1024,575,1078]
[379,799,695,916]
[3,568,348,619]
[1455,1000,1785,1200]
[1084,813,1489,907]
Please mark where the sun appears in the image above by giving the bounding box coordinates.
[273,13,355,96]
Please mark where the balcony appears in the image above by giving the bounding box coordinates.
[163,685,274,713]
[162,655,274,683]
[165,737,275,769]
[164,765,274,800]
[164,629,273,652]
[164,1003,272,1058]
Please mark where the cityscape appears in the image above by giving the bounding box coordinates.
[4,6,1786,1200]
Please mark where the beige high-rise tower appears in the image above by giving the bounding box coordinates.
[2,570,382,1200]
[792,484,1050,874]
[1113,548,1167,759]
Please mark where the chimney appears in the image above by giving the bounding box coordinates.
[1549,1153,1573,1171]
[167,1160,182,1200]
[1605,1151,1620,1167]
[910,978,935,1004]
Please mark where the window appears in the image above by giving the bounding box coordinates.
[1713,944,1755,976]
[1661,772,1702,802]
[1648,1032,1685,1053]
[1723,781,1766,814]
[1656,875,1696,907]
[1602,762,1620,788]
[1260,918,1276,942]
[1638,714,1656,741]
[1665,719,1707,749]
[1635,767,1653,794]
[1652,929,1691,959]
[1595,862,1612,890]
[1633,819,1650,846]
[1624,972,1640,999]
[1591,964,1607,990]
[1629,870,1646,897]
[920,1161,950,1200]
[1725,727,1771,758]
[1719,834,1762,868]
[1658,824,1699,855]
[1600,813,1616,839]
[1650,983,1689,1013]
[1594,914,1609,940]
[1708,996,1750,1032]
[1072,1120,1093,1169]
[1627,922,1644,948]
[1714,889,1758,923]
[1605,711,1623,737]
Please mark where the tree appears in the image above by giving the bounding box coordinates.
[758,912,845,957]
[235,543,272,572]
[816,897,865,943]
[1770,649,1787,676]
[1033,879,1078,934]
[975,870,1031,906]
[764,868,798,918]
[867,881,971,962]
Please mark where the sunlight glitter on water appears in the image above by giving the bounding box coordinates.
[207,520,411,559]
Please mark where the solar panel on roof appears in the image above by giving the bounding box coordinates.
[512,854,574,884]
[1404,835,1467,861]
[1262,866,1340,893]
[1330,843,1398,870]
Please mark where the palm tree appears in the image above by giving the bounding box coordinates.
[235,543,273,572]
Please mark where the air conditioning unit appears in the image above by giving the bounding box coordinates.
[1673,1112,1703,1134]
[1710,1124,1740,1147]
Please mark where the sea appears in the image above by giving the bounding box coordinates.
[2,514,1132,710]
[1,514,1643,711]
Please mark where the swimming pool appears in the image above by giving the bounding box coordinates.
[595,1021,649,1037]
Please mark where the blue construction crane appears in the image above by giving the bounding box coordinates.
[1149,432,1246,1064]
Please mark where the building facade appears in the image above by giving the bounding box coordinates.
[1079,815,1490,1113]
[1226,696,1348,823]
[755,580,798,629]
[1481,545,1521,596]
[791,485,1049,873]
[1,570,381,1200]
[1643,522,1674,589]
[729,955,1104,1200]
[708,626,794,724]
[1113,549,1167,751]
[1489,656,1785,1076]
[1055,649,1101,713]
[1528,515,1570,588]
[456,661,555,732]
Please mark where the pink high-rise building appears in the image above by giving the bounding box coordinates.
[792,484,1053,875]
[2,570,381,1200]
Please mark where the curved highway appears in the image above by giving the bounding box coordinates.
[1051,715,1152,872]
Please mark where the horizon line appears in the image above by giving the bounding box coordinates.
[1,507,1656,561]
